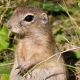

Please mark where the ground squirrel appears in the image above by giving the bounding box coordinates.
[7,5,67,80]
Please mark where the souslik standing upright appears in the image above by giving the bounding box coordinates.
[7,5,67,80]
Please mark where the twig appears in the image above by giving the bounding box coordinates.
[0,63,13,67]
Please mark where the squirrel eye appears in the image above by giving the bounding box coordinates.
[24,15,34,22]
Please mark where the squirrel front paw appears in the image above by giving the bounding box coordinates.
[16,65,28,76]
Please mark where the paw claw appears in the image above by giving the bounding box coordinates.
[15,65,21,70]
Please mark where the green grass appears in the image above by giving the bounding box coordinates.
[0,0,80,80]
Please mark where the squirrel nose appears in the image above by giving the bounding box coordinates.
[7,22,12,29]
[8,25,12,29]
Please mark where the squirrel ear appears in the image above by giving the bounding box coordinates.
[41,13,48,24]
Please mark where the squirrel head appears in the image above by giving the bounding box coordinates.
[7,5,49,35]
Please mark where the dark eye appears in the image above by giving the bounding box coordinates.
[24,15,34,22]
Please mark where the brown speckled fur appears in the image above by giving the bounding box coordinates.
[7,5,67,80]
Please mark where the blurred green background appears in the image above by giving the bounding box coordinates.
[0,0,80,80]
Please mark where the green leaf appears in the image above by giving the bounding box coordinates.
[53,27,61,34]
[56,35,66,42]
[0,63,11,74]
[74,50,80,59]
[43,2,54,11]
[0,24,9,35]
[0,24,10,51]
[30,1,42,7]
[44,3,63,11]
[1,74,9,80]
[53,4,63,12]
